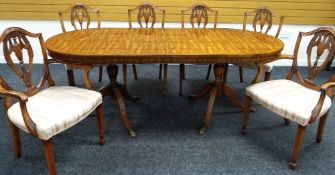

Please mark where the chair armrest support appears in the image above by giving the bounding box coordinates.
[309,83,335,124]
[1,89,38,137]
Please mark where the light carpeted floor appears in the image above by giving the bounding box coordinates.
[0,64,334,175]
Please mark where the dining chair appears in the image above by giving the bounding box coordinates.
[225,7,284,83]
[58,2,103,86]
[128,2,166,94]
[0,27,105,175]
[241,27,335,170]
[179,3,218,96]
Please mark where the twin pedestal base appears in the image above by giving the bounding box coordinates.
[72,64,246,137]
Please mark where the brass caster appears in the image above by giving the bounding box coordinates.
[129,130,136,138]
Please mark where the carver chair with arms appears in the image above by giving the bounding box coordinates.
[227,7,284,83]
[0,27,105,175]
[58,2,104,86]
[241,27,335,170]
[179,3,218,96]
[128,2,166,94]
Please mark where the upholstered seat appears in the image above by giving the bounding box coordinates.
[7,86,102,140]
[246,79,331,126]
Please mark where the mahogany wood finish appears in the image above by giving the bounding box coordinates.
[179,3,218,96]
[236,7,284,82]
[58,2,103,86]
[128,2,166,92]
[0,27,105,175]
[46,27,283,136]
[241,27,335,170]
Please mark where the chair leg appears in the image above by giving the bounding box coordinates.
[206,64,212,80]
[241,95,252,135]
[284,118,290,125]
[239,66,244,83]
[98,66,103,82]
[289,125,306,170]
[264,71,272,81]
[179,64,185,96]
[158,64,162,80]
[8,122,21,158]
[43,139,56,175]
[163,64,168,96]
[123,64,128,88]
[66,69,76,86]
[132,64,138,80]
[96,104,105,145]
[316,112,329,143]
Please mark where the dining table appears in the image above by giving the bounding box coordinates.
[45,28,284,137]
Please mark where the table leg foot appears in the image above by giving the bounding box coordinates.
[199,127,207,135]
[129,130,136,138]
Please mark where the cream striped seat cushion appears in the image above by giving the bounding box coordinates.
[246,79,331,126]
[234,62,273,72]
[7,86,102,140]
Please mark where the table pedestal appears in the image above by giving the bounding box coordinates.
[190,64,245,135]
[99,65,138,137]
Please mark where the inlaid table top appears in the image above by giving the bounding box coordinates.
[45,28,284,64]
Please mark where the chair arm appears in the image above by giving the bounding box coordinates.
[309,83,335,124]
[278,54,294,60]
[1,89,38,137]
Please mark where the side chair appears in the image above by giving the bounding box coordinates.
[241,27,335,170]
[179,3,218,96]
[58,2,103,86]
[0,27,105,175]
[225,7,284,83]
[128,2,166,94]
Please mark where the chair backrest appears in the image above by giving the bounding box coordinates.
[287,27,335,93]
[181,3,218,29]
[243,7,284,38]
[59,2,101,33]
[128,2,165,29]
[0,27,55,96]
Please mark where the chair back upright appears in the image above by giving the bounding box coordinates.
[181,3,218,29]
[128,2,166,29]
[59,2,101,33]
[243,7,284,38]
[0,27,55,97]
[288,27,335,96]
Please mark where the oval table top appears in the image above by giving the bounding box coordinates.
[45,28,284,65]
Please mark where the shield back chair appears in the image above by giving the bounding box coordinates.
[58,2,103,86]
[241,27,335,170]
[0,27,105,175]
[225,7,284,83]
[128,2,166,94]
[179,3,218,96]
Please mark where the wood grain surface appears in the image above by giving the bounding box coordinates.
[45,28,284,64]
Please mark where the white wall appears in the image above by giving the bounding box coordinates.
[0,20,334,66]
